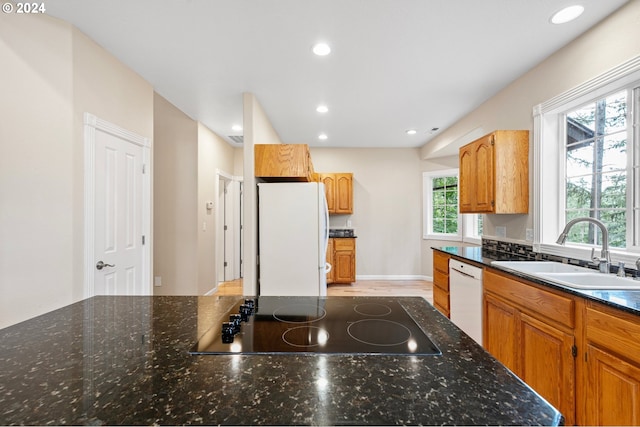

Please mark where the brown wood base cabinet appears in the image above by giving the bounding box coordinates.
[439,256,640,425]
[432,251,450,317]
[483,269,576,425]
[582,300,640,426]
[326,238,355,284]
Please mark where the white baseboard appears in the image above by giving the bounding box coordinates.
[356,274,432,282]
[204,285,218,296]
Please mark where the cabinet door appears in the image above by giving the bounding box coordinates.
[333,238,355,283]
[520,313,576,425]
[473,136,494,212]
[320,174,336,213]
[484,294,519,374]
[459,145,474,213]
[335,173,353,214]
[586,344,640,426]
[254,144,313,181]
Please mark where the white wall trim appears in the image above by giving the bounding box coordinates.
[537,55,640,113]
[532,55,640,254]
[356,274,431,281]
[83,113,152,298]
[204,285,219,296]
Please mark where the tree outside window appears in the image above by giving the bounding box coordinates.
[432,176,459,234]
[564,90,628,248]
[423,170,481,242]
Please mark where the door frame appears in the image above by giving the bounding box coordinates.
[216,169,243,283]
[83,113,151,298]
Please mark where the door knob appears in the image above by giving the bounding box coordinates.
[96,261,115,270]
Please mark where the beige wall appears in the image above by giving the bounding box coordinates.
[312,148,424,278]
[153,95,239,295]
[421,0,640,244]
[153,94,199,295]
[0,13,153,328]
[242,93,283,295]
[197,123,237,295]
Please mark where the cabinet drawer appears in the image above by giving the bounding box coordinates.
[433,287,450,312]
[433,270,449,291]
[333,238,355,251]
[484,269,575,329]
[433,252,449,273]
[586,303,640,366]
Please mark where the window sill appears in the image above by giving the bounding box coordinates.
[423,234,462,242]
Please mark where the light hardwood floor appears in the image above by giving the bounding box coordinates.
[213,279,434,304]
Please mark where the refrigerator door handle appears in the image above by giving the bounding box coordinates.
[320,185,330,268]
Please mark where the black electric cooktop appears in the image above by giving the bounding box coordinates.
[190,297,441,356]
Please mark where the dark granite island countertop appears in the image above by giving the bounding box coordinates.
[0,295,562,425]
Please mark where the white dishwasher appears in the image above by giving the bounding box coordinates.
[449,260,483,345]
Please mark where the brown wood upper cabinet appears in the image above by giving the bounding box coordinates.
[459,130,529,214]
[254,144,316,182]
[319,172,353,214]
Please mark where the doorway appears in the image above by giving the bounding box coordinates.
[217,171,243,283]
[83,113,151,297]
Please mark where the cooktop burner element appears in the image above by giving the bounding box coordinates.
[190,297,441,356]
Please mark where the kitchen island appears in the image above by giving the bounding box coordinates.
[0,295,562,425]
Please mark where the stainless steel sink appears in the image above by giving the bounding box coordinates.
[491,261,640,290]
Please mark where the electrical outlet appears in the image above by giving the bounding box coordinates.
[526,228,534,241]
[154,276,162,287]
[496,226,506,238]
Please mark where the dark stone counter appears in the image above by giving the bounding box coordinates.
[435,245,640,316]
[0,295,562,425]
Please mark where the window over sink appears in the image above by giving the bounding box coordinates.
[533,56,640,263]
[422,169,482,243]
[564,89,629,248]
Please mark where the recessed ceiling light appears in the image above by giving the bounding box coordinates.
[231,124,242,132]
[316,105,329,113]
[406,129,417,135]
[318,133,328,140]
[312,43,331,56]
[551,5,584,24]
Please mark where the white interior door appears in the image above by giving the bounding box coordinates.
[84,113,151,296]
[217,176,228,282]
[216,172,243,284]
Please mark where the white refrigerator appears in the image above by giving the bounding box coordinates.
[257,182,330,296]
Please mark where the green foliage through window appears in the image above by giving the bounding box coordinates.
[431,176,458,234]
[565,90,628,248]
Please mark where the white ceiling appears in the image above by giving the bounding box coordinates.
[45,0,628,149]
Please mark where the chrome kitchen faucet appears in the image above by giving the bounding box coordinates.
[556,217,610,274]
